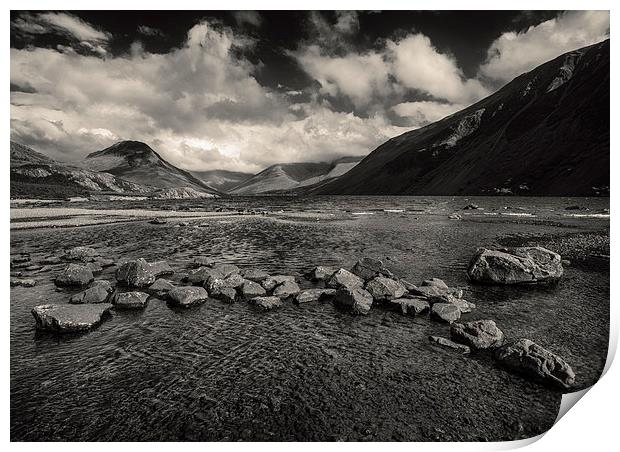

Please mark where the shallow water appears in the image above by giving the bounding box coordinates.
[10,196,610,441]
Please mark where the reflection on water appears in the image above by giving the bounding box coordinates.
[10,196,609,441]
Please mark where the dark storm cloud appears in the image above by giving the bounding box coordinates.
[10,10,610,172]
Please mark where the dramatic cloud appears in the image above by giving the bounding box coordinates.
[479,10,610,83]
[391,101,464,128]
[232,11,263,28]
[137,25,164,37]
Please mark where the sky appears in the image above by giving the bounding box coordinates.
[10,10,610,173]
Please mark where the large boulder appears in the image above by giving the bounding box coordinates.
[467,247,563,285]
[55,264,94,287]
[365,276,406,302]
[295,288,336,304]
[113,291,149,309]
[306,266,337,282]
[494,339,576,389]
[430,303,461,323]
[350,257,394,281]
[249,296,282,311]
[387,297,430,316]
[334,286,373,315]
[326,269,364,290]
[69,280,113,304]
[148,261,174,277]
[62,246,99,262]
[239,280,267,299]
[32,303,112,333]
[168,286,209,308]
[450,320,504,350]
[147,278,175,299]
[115,258,156,288]
[273,280,301,298]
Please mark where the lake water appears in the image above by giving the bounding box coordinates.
[10,196,610,441]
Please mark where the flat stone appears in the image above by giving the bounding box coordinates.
[430,303,461,323]
[147,278,175,298]
[326,268,364,290]
[69,281,113,304]
[494,339,576,389]
[249,296,282,311]
[468,247,564,285]
[240,280,267,299]
[241,268,270,282]
[365,276,406,302]
[168,286,209,308]
[334,286,373,315]
[113,291,149,309]
[450,320,505,349]
[295,288,336,304]
[10,278,37,288]
[409,285,463,304]
[388,297,429,316]
[429,336,471,354]
[32,303,112,333]
[350,257,395,281]
[55,264,94,287]
[148,260,174,277]
[273,280,301,298]
[115,258,156,288]
[306,266,337,282]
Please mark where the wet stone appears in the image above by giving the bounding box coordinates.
[69,281,113,304]
[211,287,237,303]
[273,280,301,298]
[63,246,99,262]
[113,291,149,309]
[115,258,156,288]
[429,336,471,354]
[249,296,282,311]
[261,275,296,291]
[295,288,336,304]
[450,320,505,350]
[10,278,37,288]
[326,269,364,290]
[365,276,406,302]
[388,297,429,316]
[191,257,216,268]
[241,268,270,282]
[186,266,224,285]
[147,279,175,299]
[31,303,112,333]
[334,286,373,315]
[149,260,174,277]
[240,280,267,299]
[54,264,94,287]
[212,263,240,279]
[430,303,461,323]
[168,286,209,308]
[350,257,395,281]
[306,266,337,282]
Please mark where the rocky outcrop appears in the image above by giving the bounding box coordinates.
[327,269,364,290]
[429,336,471,354]
[113,291,149,309]
[32,303,112,333]
[295,288,336,304]
[273,280,301,298]
[168,286,209,308]
[69,280,113,304]
[430,303,461,323]
[350,257,394,281]
[55,264,94,287]
[467,247,563,285]
[388,297,430,316]
[115,258,156,288]
[334,286,373,315]
[365,276,406,302]
[494,339,576,389]
[249,296,282,311]
[450,320,505,350]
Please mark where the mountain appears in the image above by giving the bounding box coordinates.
[316,40,609,196]
[10,141,150,198]
[229,156,363,195]
[190,169,252,192]
[79,141,221,196]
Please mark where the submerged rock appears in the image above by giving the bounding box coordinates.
[467,247,563,285]
[55,264,94,287]
[350,257,394,281]
[430,303,461,323]
[149,218,167,224]
[273,280,301,298]
[261,275,296,291]
[365,276,406,302]
[495,339,575,389]
[249,296,282,311]
[69,281,113,304]
[334,286,373,315]
[115,258,156,288]
[306,266,337,282]
[186,266,223,285]
[63,246,99,262]
[463,204,480,210]
[40,256,63,265]
[388,297,430,316]
[147,278,175,298]
[295,288,336,304]
[326,269,364,290]
[32,303,112,333]
[239,280,267,299]
[212,263,240,279]
[113,291,149,309]
[191,257,216,268]
[450,320,504,350]
[429,336,471,354]
[168,286,209,308]
[149,261,174,277]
